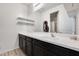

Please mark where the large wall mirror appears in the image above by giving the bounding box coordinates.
[50,11,58,33]
[50,11,76,34]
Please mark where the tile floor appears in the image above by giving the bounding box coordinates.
[0,48,26,56]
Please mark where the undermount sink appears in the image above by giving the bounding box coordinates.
[51,33,79,41]
[70,36,78,40]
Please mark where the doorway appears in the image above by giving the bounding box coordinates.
[50,11,58,32]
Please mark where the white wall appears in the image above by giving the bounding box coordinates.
[41,5,72,33]
[0,3,42,52]
[0,3,29,52]
[26,4,42,32]
[76,12,79,35]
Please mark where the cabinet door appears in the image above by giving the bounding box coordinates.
[22,39,26,52]
[19,34,23,49]
[19,34,26,52]
[25,37,33,56]
[33,45,45,56]
[26,42,32,56]
[33,39,47,56]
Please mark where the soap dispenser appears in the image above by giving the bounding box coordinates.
[43,21,49,32]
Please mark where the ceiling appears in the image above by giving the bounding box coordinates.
[36,3,79,13]
[64,3,79,12]
[23,3,79,15]
[33,3,60,12]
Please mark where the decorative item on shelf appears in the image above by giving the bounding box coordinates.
[16,17,34,26]
[43,21,49,32]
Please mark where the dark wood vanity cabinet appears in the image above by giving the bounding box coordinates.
[19,34,79,56]
[19,34,32,56]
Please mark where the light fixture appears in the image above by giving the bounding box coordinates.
[33,3,44,11]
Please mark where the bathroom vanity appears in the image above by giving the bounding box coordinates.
[19,32,79,56]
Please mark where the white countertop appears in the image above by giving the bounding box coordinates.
[19,32,79,52]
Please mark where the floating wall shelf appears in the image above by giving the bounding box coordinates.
[16,17,35,26]
[17,17,35,22]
